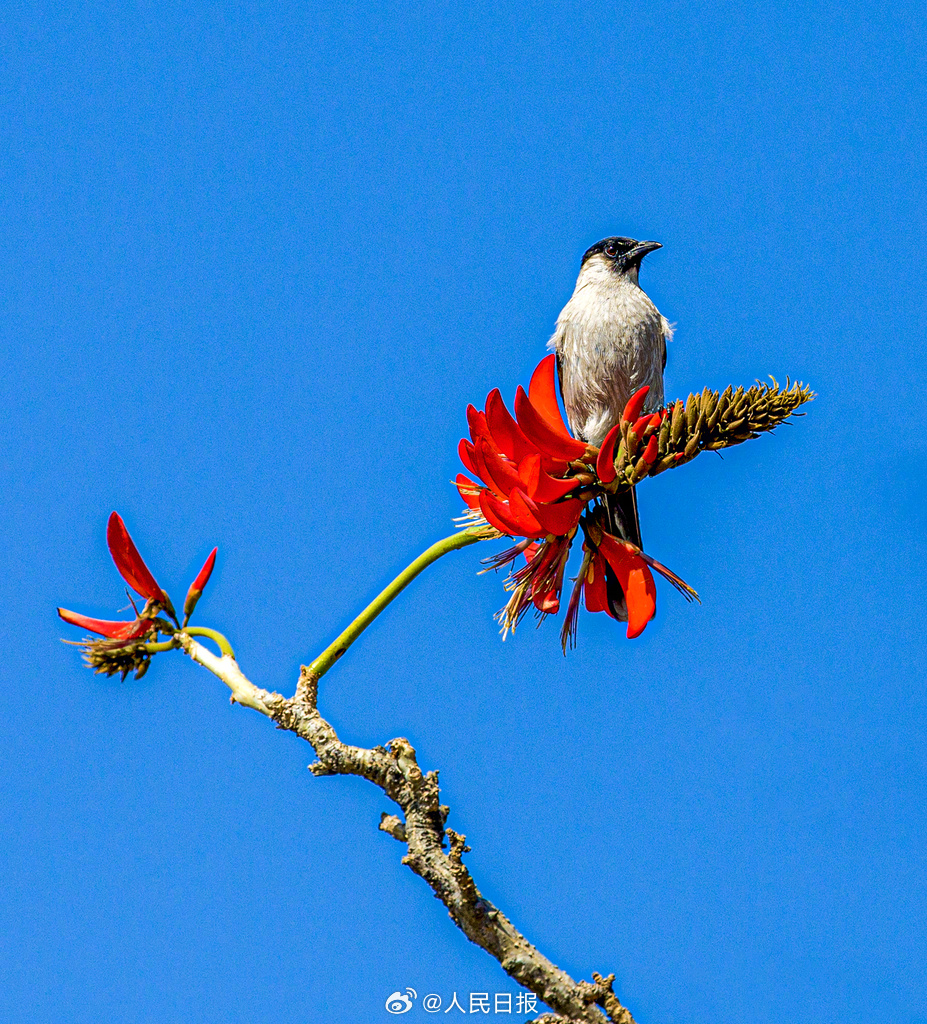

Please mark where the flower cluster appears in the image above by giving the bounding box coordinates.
[456,356,697,647]
[58,512,217,679]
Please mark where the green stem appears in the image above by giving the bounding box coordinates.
[307,526,488,681]
[184,627,236,660]
[143,627,235,659]
[144,638,180,654]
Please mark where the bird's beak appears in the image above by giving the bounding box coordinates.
[627,240,662,263]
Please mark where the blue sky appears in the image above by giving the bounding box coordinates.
[2,1,926,1021]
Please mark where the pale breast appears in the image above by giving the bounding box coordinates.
[549,272,667,445]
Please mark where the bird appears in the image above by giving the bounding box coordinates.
[548,236,672,619]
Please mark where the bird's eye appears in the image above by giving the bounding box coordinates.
[604,243,619,258]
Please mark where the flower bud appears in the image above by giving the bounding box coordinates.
[621,386,650,425]
[183,548,217,620]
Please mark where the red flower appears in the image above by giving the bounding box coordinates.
[593,532,657,640]
[458,358,698,647]
[59,513,218,676]
[456,355,590,540]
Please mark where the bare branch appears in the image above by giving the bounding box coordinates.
[178,640,635,1024]
[379,813,407,842]
[177,633,276,715]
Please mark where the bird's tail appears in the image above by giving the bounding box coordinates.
[603,488,644,622]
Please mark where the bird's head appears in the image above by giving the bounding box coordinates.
[580,237,662,284]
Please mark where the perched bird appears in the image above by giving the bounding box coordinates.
[548,236,672,618]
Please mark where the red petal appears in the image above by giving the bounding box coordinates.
[478,439,523,497]
[57,607,152,640]
[506,489,548,536]
[520,492,583,537]
[458,439,478,476]
[596,423,623,484]
[470,443,506,498]
[539,454,573,477]
[478,491,545,539]
[529,469,580,503]
[639,412,662,434]
[485,389,536,462]
[106,512,163,603]
[190,548,217,593]
[597,533,656,638]
[522,541,541,564]
[514,387,588,460]
[477,491,519,535]
[467,406,499,452]
[519,457,580,503]
[642,435,659,465]
[517,453,541,496]
[621,386,650,425]
[630,414,651,438]
[583,554,611,615]
[532,588,560,613]
[183,548,218,620]
[624,564,657,639]
[455,474,483,510]
[528,355,572,436]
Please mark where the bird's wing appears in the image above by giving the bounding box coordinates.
[660,316,674,373]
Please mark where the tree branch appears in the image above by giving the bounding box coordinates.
[177,635,635,1024]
